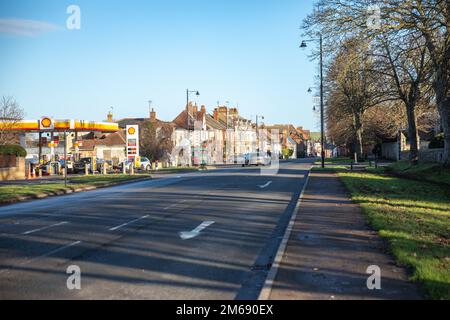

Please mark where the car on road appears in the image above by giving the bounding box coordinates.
[242,152,271,166]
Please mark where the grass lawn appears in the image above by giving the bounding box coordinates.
[0,174,150,202]
[330,168,450,299]
[381,160,450,186]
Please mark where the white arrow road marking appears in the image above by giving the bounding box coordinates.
[179,221,215,240]
[109,215,149,231]
[258,181,273,189]
[22,221,68,235]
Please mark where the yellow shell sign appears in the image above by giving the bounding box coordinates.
[40,117,54,130]
[127,127,136,135]
[41,117,52,128]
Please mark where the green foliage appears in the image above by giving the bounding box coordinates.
[0,144,27,157]
[282,148,293,159]
[429,133,444,149]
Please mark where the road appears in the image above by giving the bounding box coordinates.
[0,159,312,299]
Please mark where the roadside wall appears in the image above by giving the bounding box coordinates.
[399,148,445,163]
[0,156,26,181]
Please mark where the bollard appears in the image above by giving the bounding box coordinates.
[129,163,134,175]
[122,162,126,174]
[85,163,89,175]
[102,163,107,175]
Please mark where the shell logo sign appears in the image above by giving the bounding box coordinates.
[40,117,54,130]
[126,125,139,164]
[127,127,136,135]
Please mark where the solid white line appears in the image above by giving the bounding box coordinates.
[258,165,312,300]
[258,181,273,189]
[22,221,69,235]
[108,215,149,231]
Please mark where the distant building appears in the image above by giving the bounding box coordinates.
[73,130,126,165]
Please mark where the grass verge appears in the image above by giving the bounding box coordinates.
[337,169,449,299]
[312,165,450,299]
[0,174,151,202]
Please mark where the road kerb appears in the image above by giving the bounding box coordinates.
[258,170,311,300]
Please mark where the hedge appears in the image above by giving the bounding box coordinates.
[0,145,27,157]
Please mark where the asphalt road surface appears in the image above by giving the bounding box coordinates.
[0,159,312,299]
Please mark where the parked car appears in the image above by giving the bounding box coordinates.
[59,159,74,173]
[73,157,94,173]
[118,159,134,172]
[97,159,113,173]
[139,157,151,171]
[242,152,271,166]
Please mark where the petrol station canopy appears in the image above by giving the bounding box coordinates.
[0,117,119,132]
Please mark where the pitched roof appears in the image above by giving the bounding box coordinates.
[172,110,193,130]
[117,118,147,128]
[76,130,126,150]
[206,114,226,130]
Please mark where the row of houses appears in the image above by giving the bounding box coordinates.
[21,103,313,167]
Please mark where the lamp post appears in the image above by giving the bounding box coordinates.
[186,89,200,129]
[255,115,264,157]
[186,89,200,166]
[301,34,325,168]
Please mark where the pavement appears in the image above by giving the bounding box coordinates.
[267,171,423,300]
[0,159,312,299]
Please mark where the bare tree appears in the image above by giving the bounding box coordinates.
[0,96,24,145]
[327,38,382,159]
[303,0,450,165]
[371,32,432,163]
[140,121,174,162]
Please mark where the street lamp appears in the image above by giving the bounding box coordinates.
[301,34,325,168]
[255,115,264,157]
[186,89,200,129]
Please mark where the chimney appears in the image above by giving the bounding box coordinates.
[107,111,113,122]
[193,103,198,114]
[200,105,206,114]
[150,108,156,122]
[213,108,219,120]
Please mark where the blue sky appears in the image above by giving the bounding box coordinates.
[0,0,318,130]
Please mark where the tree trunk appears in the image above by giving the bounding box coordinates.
[405,104,419,165]
[353,111,364,160]
[434,72,450,167]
